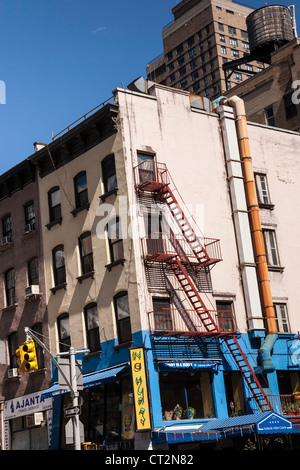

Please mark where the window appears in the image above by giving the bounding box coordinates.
[245,64,253,72]
[79,232,94,275]
[255,173,272,206]
[265,106,276,127]
[160,371,215,420]
[221,46,227,54]
[228,26,236,35]
[176,44,183,55]
[179,66,186,76]
[152,298,172,331]
[231,49,239,58]
[114,292,132,344]
[229,38,237,46]
[57,313,70,353]
[234,72,242,81]
[284,92,298,120]
[84,303,101,353]
[187,35,194,47]
[263,230,280,267]
[218,22,224,31]
[74,171,88,208]
[178,55,185,65]
[48,186,61,222]
[2,214,12,239]
[190,59,198,70]
[8,332,18,369]
[180,78,188,88]
[241,30,248,39]
[189,48,196,58]
[219,34,225,42]
[137,153,156,186]
[107,218,124,263]
[216,301,235,332]
[5,268,16,306]
[102,154,117,193]
[52,245,66,286]
[205,25,210,34]
[242,41,249,49]
[191,70,199,80]
[28,257,39,286]
[24,201,35,230]
[274,304,290,333]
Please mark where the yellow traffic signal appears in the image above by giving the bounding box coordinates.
[16,345,26,374]
[22,340,38,372]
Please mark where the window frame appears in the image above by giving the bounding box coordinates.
[273,303,290,333]
[78,232,94,275]
[28,257,39,286]
[57,313,71,353]
[74,171,89,209]
[5,268,16,306]
[84,303,101,353]
[48,186,61,223]
[107,217,124,264]
[52,244,66,287]
[2,214,12,239]
[24,201,36,230]
[8,332,18,369]
[263,229,281,268]
[255,173,274,209]
[114,291,132,345]
[265,106,276,127]
[101,154,118,194]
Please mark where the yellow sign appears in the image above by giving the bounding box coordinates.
[130,347,151,431]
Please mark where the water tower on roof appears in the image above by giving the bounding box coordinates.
[223,4,297,90]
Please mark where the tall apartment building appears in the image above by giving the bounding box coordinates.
[0,160,52,450]
[146,0,267,100]
[225,37,300,132]
[0,80,294,450]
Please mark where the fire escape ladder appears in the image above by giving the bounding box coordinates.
[223,335,273,412]
[169,258,219,333]
[160,186,211,265]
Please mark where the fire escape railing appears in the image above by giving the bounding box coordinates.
[148,308,237,337]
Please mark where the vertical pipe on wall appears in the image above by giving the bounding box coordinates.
[221,96,277,335]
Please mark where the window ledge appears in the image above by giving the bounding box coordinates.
[76,271,95,283]
[71,203,90,217]
[259,203,275,210]
[46,217,62,230]
[99,187,118,202]
[50,282,67,294]
[113,340,133,352]
[268,265,285,273]
[22,229,37,241]
[83,350,102,361]
[105,258,125,271]
[2,303,18,313]
[25,293,42,302]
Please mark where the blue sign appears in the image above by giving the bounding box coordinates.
[256,413,293,434]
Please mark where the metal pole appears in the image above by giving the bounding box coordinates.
[69,347,81,450]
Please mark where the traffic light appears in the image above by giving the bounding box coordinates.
[16,344,26,374]
[22,340,38,372]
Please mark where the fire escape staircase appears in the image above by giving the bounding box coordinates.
[134,160,273,413]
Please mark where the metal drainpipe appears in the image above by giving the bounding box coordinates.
[221,96,278,371]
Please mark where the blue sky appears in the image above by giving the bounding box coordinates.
[0,0,299,174]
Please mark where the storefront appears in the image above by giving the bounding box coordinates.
[43,364,136,450]
[3,391,53,450]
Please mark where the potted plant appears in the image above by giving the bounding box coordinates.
[173,404,183,420]
[184,407,196,419]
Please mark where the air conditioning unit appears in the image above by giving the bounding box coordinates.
[8,368,19,378]
[26,412,44,427]
[24,223,35,234]
[1,236,12,246]
[25,285,40,297]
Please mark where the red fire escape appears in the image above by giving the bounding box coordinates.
[134,160,273,413]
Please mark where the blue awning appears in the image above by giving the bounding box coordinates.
[42,364,127,399]
[152,424,220,445]
[199,412,293,437]
[83,365,127,388]
[157,360,219,371]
